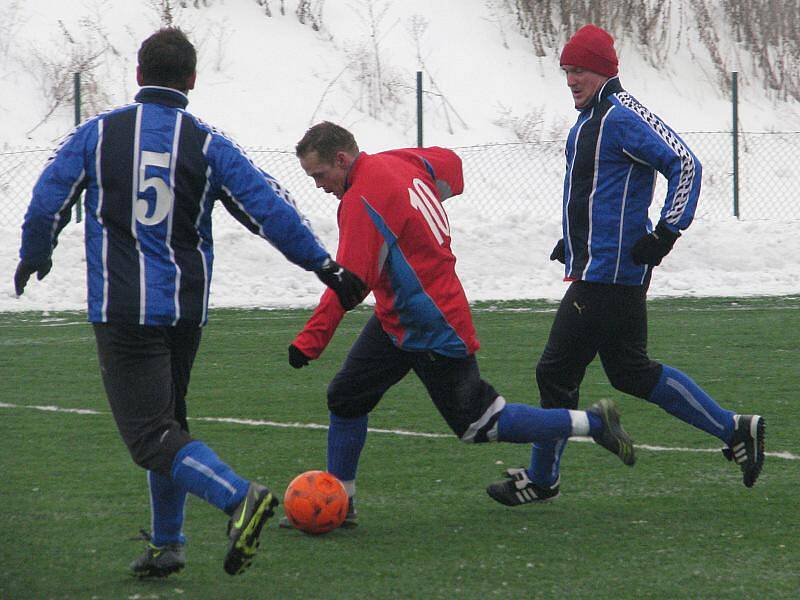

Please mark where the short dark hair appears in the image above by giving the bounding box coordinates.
[137,28,196,91]
[295,121,359,164]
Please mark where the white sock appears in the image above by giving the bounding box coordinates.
[568,410,590,436]
[340,479,356,498]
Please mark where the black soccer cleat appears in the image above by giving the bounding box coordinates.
[223,482,278,576]
[130,542,186,578]
[486,468,560,506]
[587,399,636,466]
[722,414,765,488]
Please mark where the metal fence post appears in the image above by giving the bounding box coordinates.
[74,72,83,223]
[732,71,739,219]
[416,70,423,148]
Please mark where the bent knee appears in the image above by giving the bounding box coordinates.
[327,379,381,419]
[328,403,367,420]
[606,368,660,399]
[127,422,192,476]
[326,380,354,416]
[536,363,579,409]
[327,390,368,420]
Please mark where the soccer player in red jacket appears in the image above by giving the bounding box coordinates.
[285,121,633,519]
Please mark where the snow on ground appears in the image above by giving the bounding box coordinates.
[2,210,797,315]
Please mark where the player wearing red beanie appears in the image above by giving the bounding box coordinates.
[525,24,766,502]
[559,24,619,77]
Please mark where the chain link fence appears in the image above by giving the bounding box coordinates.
[2,132,798,227]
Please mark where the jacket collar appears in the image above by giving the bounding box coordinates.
[134,86,189,109]
[580,76,623,112]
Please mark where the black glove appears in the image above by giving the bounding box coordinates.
[631,221,680,266]
[549,239,565,264]
[315,258,367,311]
[288,344,310,369]
[14,258,53,296]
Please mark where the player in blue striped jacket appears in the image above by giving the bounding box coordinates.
[13,28,365,577]
[487,25,765,506]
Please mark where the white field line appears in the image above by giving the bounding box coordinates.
[1,401,797,460]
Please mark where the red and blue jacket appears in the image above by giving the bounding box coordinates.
[293,147,479,359]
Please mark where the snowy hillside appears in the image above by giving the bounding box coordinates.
[2,0,798,150]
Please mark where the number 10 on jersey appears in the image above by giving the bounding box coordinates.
[408,178,450,245]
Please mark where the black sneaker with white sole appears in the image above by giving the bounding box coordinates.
[722,414,765,488]
[587,399,636,466]
[486,468,560,506]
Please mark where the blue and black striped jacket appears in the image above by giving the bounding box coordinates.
[562,77,701,285]
[19,86,329,325]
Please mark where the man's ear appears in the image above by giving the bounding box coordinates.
[186,71,197,91]
[136,66,144,86]
[335,151,353,169]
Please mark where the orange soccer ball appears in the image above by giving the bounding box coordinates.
[283,470,348,535]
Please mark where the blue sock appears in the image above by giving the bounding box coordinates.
[327,413,368,482]
[148,470,187,547]
[171,441,249,515]
[496,403,573,442]
[497,404,594,487]
[529,438,568,487]
[648,365,735,442]
[587,411,603,436]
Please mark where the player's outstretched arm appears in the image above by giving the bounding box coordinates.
[208,134,330,270]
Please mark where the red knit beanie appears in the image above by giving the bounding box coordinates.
[559,24,618,77]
